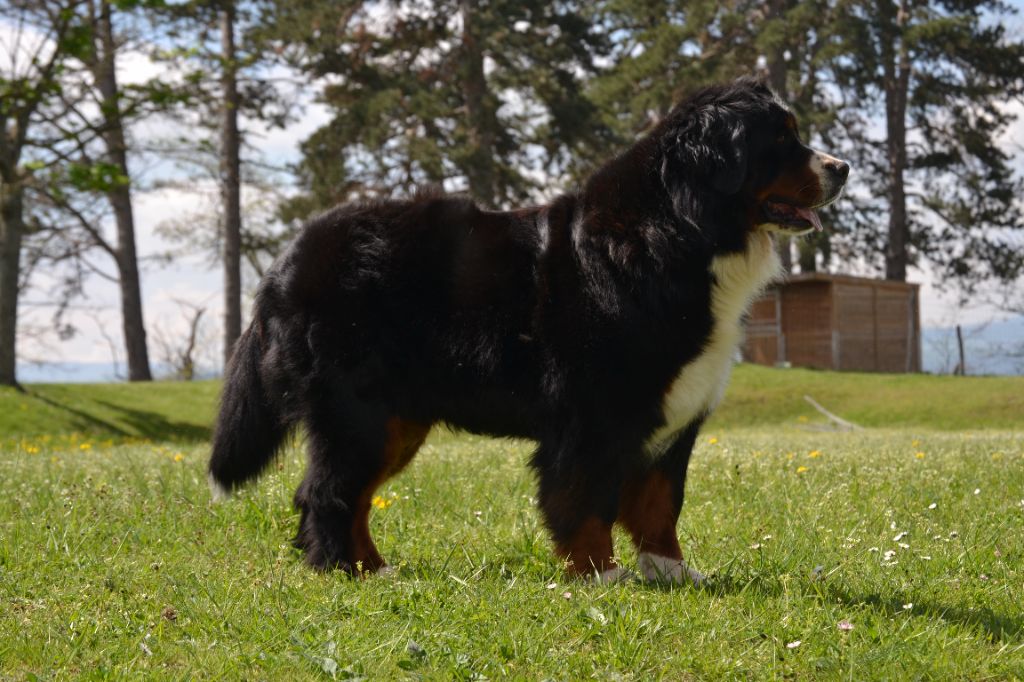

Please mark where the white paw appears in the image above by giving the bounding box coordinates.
[638,552,705,586]
[208,473,230,502]
[593,566,636,584]
[376,564,398,578]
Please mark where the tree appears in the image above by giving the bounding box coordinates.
[754,0,841,273]
[829,0,1024,292]
[585,1,753,140]
[0,0,93,386]
[155,0,289,366]
[270,0,609,214]
[84,0,152,380]
[152,298,211,380]
[153,156,294,281]
[219,1,242,367]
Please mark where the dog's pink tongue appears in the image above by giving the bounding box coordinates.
[796,207,823,232]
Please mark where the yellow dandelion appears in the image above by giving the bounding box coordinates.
[708,437,719,445]
[26,445,40,454]
[79,443,92,451]
[797,466,809,474]
[808,450,821,458]
[173,453,185,463]
[372,495,393,509]
[797,415,809,423]
[915,452,925,459]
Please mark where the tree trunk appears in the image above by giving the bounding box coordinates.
[0,181,23,386]
[459,0,498,206]
[882,0,911,281]
[94,1,152,381]
[220,1,242,367]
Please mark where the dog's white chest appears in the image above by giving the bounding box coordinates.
[647,233,780,450]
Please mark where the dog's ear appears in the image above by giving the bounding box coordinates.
[661,106,748,212]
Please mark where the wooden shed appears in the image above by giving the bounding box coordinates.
[742,273,922,373]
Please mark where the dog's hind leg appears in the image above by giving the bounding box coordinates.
[617,424,704,585]
[293,389,430,574]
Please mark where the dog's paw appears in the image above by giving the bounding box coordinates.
[638,553,705,586]
[592,566,636,584]
[208,473,230,502]
[375,564,398,578]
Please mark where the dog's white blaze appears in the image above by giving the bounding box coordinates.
[647,231,781,450]
[638,552,706,585]
[811,149,843,195]
[208,473,230,502]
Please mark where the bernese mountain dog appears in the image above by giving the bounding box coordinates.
[208,76,849,584]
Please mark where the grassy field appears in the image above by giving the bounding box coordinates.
[1,365,1022,446]
[1,370,1023,679]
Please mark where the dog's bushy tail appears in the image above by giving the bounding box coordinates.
[208,318,291,498]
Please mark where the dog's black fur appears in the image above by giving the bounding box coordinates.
[209,77,848,580]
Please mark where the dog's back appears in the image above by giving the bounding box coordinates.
[209,193,553,496]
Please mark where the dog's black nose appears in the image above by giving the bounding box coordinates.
[831,161,850,182]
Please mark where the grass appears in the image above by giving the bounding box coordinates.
[709,365,1024,431]
[2,422,1023,679]
[0,365,1022,446]
[0,380,218,446]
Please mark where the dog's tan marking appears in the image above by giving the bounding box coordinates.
[557,516,617,578]
[618,470,683,557]
[350,418,431,573]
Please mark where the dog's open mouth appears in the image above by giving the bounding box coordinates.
[760,200,823,233]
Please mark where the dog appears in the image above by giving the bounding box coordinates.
[208,76,848,584]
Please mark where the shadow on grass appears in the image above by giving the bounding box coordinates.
[27,391,128,436]
[25,391,212,443]
[827,586,1024,644]
[93,399,211,442]
[638,571,1024,644]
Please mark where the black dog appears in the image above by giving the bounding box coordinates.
[208,77,848,583]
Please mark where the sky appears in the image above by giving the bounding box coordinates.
[7,6,1024,380]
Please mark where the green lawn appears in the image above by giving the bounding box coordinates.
[1,365,1022,446]
[1,372,1023,679]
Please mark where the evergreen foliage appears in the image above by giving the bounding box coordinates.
[827,0,1024,291]
[269,0,610,212]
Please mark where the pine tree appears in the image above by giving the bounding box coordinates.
[585,0,756,141]
[269,0,609,214]
[154,0,289,366]
[828,0,1024,293]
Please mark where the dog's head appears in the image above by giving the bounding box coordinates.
[659,77,849,239]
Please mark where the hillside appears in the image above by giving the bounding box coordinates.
[1,365,1021,446]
